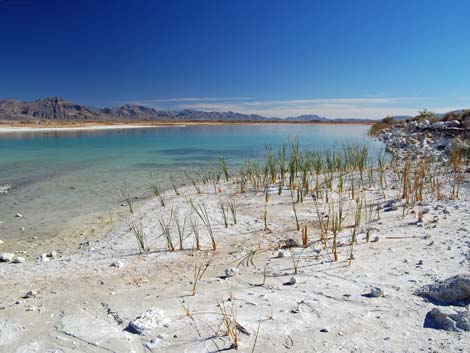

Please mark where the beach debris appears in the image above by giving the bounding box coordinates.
[415,275,470,305]
[0,253,15,262]
[15,213,23,218]
[110,260,124,268]
[19,227,25,231]
[0,239,4,245]
[126,308,169,335]
[362,286,384,298]
[423,307,470,331]
[224,267,239,278]
[284,238,301,248]
[284,277,297,286]
[319,328,329,333]
[370,236,379,243]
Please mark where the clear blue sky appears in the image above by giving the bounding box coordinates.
[1,0,469,118]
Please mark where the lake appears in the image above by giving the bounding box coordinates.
[0,124,379,243]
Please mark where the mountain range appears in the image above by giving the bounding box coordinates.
[0,97,374,123]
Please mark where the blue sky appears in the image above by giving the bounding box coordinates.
[1,0,469,118]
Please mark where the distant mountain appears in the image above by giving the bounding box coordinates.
[0,96,373,122]
[284,114,329,122]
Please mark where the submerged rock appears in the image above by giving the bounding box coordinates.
[423,307,470,332]
[415,275,470,305]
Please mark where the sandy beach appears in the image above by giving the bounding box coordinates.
[0,128,469,352]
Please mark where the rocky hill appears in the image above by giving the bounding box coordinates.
[0,97,372,122]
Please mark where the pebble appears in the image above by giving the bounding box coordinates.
[284,238,301,248]
[110,260,124,268]
[284,277,297,286]
[363,287,384,298]
[224,267,239,278]
[23,290,38,299]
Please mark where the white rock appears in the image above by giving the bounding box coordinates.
[0,253,15,262]
[127,308,169,335]
[12,256,26,264]
[48,251,57,258]
[110,260,124,268]
[15,213,23,218]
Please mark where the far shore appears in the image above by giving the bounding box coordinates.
[0,119,374,132]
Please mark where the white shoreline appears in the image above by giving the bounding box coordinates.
[0,124,187,133]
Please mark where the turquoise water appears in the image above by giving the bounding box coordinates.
[0,124,378,242]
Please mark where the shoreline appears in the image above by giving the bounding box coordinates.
[0,120,374,133]
[0,126,468,352]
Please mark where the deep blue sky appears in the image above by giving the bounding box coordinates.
[1,0,469,118]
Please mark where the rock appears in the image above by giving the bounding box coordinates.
[423,307,470,332]
[284,277,296,286]
[415,275,470,305]
[0,253,15,262]
[110,260,124,268]
[37,253,49,262]
[126,308,169,335]
[319,328,329,333]
[19,227,25,231]
[0,239,3,245]
[363,287,384,298]
[273,249,291,258]
[284,238,301,248]
[47,251,57,258]
[23,290,38,299]
[12,256,25,264]
[224,267,239,278]
[15,213,23,218]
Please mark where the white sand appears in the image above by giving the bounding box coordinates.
[0,167,469,352]
[0,124,186,133]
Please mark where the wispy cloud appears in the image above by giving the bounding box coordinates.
[117,96,463,119]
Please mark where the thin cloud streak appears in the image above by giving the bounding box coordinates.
[177,97,450,119]
[115,96,461,119]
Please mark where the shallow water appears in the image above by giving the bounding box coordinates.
[0,124,379,242]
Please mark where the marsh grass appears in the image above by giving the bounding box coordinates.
[192,253,212,296]
[130,223,147,254]
[159,206,175,251]
[120,188,134,214]
[227,199,237,224]
[175,212,187,250]
[191,200,217,251]
[149,182,165,206]
[217,296,240,350]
